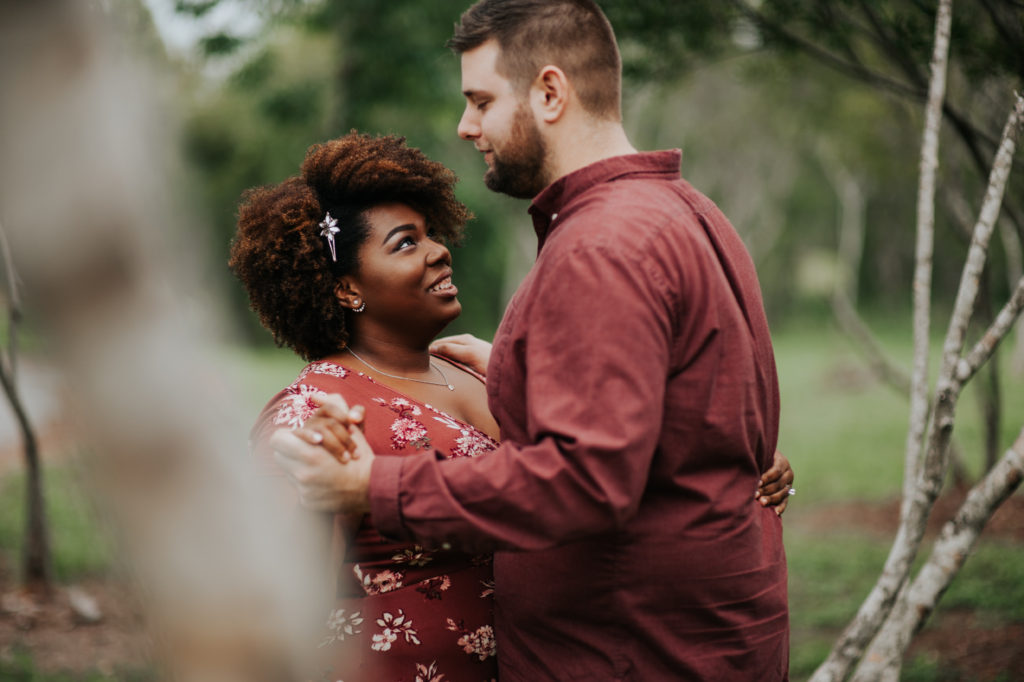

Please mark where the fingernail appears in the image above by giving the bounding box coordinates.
[759,497,768,506]
[311,432,323,444]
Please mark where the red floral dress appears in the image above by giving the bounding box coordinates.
[251,359,499,682]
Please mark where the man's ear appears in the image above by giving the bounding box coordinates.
[532,64,569,123]
[334,281,363,311]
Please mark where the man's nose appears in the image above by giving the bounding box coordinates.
[458,106,479,141]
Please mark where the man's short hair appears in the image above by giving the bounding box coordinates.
[449,0,622,121]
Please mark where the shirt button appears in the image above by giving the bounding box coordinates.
[551,213,558,221]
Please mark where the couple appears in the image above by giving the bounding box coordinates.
[232,1,792,680]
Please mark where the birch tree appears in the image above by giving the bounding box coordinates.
[809,0,1024,678]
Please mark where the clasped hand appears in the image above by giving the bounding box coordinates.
[270,393,374,514]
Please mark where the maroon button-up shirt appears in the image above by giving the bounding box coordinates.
[371,151,788,680]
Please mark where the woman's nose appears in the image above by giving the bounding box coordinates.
[427,239,451,265]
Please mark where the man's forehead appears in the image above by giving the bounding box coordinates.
[460,39,503,84]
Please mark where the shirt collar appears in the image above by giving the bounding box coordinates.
[528,150,683,249]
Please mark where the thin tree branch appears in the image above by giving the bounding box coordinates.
[855,0,929,91]
[957,274,1024,383]
[0,222,20,381]
[833,294,912,395]
[938,93,1024,387]
[810,2,954,679]
[731,0,925,100]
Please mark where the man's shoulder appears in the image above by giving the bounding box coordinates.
[552,176,707,252]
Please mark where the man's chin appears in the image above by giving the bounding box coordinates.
[484,169,539,200]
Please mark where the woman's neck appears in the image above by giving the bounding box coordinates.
[344,334,434,375]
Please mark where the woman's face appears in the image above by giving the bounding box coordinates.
[346,202,461,338]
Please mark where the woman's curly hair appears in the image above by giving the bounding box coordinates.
[229,132,470,360]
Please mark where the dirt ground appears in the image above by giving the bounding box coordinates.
[0,573,154,676]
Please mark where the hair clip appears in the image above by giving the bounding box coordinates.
[318,212,340,262]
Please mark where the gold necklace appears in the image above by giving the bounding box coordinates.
[346,347,455,391]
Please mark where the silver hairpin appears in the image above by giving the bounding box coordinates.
[318,212,340,262]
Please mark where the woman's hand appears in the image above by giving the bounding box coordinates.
[292,394,366,463]
[756,450,795,515]
[271,394,375,514]
[430,333,492,376]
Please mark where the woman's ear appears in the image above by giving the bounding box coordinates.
[335,281,363,312]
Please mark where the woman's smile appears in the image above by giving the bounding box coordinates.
[428,271,458,297]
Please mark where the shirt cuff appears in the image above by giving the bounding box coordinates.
[369,455,413,542]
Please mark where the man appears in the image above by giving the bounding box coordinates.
[274,0,789,678]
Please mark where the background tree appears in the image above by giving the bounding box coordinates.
[0,223,51,598]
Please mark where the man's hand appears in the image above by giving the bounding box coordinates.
[756,450,795,515]
[270,394,374,514]
[429,333,492,377]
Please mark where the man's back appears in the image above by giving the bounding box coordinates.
[488,151,788,680]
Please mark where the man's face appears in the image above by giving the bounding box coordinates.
[458,40,549,199]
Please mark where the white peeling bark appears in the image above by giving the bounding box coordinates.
[810,2,954,680]
[957,274,1024,384]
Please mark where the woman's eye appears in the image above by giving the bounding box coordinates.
[396,236,416,250]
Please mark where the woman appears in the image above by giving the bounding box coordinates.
[231,132,793,682]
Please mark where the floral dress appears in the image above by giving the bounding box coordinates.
[251,359,499,682]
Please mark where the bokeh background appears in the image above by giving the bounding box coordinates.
[1,1,1023,680]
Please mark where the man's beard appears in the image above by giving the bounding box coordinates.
[484,104,548,199]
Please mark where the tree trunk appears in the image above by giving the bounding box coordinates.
[0,224,53,596]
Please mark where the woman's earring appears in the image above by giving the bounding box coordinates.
[352,300,366,313]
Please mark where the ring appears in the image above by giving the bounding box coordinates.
[787,488,796,496]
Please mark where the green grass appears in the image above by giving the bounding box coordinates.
[0,645,155,682]
[0,464,115,580]
[774,319,1024,503]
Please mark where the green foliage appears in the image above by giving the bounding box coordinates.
[199,32,244,56]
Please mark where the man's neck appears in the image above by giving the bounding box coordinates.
[545,119,637,183]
